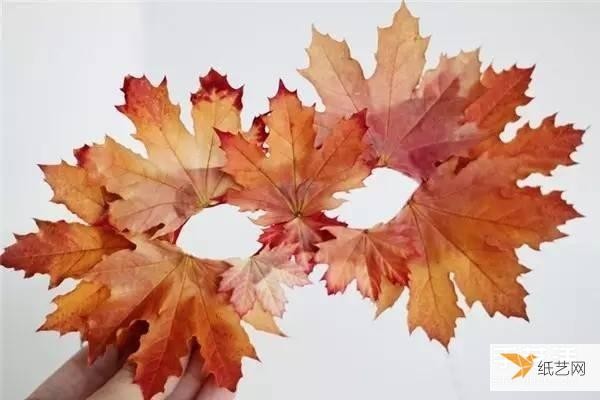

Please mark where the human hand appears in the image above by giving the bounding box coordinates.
[27,345,235,400]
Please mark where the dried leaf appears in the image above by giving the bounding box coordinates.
[0,220,132,287]
[77,238,256,398]
[300,4,534,180]
[219,83,371,267]
[80,71,242,237]
[221,245,309,317]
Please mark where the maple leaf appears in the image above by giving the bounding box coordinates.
[242,302,286,337]
[375,277,405,318]
[318,116,582,346]
[299,4,533,180]
[465,65,533,139]
[257,212,343,268]
[0,220,133,288]
[219,82,371,267]
[78,70,243,237]
[316,222,418,300]
[40,281,109,335]
[52,238,256,399]
[220,245,310,318]
[39,161,115,225]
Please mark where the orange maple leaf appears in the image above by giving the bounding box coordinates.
[0,220,133,288]
[317,222,418,300]
[300,4,533,180]
[81,238,256,398]
[35,238,257,399]
[219,82,372,268]
[318,116,582,346]
[39,161,116,225]
[78,70,243,237]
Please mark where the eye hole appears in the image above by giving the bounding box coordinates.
[176,204,263,259]
[327,167,418,229]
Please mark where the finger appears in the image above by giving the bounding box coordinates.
[88,351,199,400]
[86,363,186,400]
[194,377,235,400]
[86,365,143,400]
[166,350,206,400]
[27,346,124,400]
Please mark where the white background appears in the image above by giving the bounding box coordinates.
[2,1,600,399]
